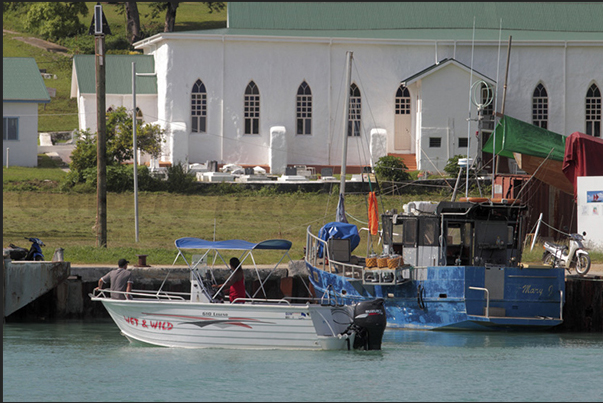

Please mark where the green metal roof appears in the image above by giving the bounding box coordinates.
[227,2,603,33]
[3,58,50,103]
[72,55,157,95]
[164,2,603,42]
[138,3,603,46]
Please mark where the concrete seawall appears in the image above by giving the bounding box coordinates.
[4,261,602,332]
[3,258,70,317]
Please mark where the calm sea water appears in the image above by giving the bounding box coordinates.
[3,319,603,402]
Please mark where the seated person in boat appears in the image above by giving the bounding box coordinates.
[213,257,246,303]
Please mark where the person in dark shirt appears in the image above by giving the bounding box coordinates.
[96,258,133,300]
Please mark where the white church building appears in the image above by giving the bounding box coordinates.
[73,2,603,175]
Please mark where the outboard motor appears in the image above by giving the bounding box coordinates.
[346,298,386,350]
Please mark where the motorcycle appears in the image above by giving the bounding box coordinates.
[3,237,45,261]
[542,232,590,276]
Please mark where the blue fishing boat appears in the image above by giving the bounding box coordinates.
[305,199,565,331]
[304,51,565,331]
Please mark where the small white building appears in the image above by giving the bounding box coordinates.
[70,54,158,134]
[74,3,603,174]
[3,57,51,167]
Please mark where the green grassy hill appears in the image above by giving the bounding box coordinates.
[3,2,227,133]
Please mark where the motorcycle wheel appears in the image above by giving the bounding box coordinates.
[542,252,556,266]
[575,254,591,276]
[34,255,44,261]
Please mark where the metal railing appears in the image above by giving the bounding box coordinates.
[91,288,188,301]
[305,225,364,280]
[92,288,336,307]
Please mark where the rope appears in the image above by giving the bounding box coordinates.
[539,219,570,238]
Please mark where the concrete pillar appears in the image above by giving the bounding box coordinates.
[55,276,84,316]
[269,126,287,175]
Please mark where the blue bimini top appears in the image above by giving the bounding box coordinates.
[175,238,292,251]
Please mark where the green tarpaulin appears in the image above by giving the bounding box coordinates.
[482,115,566,161]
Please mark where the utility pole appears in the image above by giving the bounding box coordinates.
[94,4,107,247]
[132,62,139,243]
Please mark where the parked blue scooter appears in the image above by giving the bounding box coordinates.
[3,237,45,261]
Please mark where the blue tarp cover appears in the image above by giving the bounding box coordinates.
[317,222,360,257]
[175,237,292,251]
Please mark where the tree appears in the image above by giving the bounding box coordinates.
[70,106,165,172]
[125,2,141,44]
[148,2,225,33]
[24,2,89,41]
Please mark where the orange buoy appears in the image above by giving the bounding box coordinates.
[458,197,489,203]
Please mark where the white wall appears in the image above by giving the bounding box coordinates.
[3,103,39,167]
[577,176,603,252]
[415,63,483,172]
[77,93,158,133]
[134,36,603,170]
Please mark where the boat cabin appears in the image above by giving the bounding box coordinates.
[380,200,527,268]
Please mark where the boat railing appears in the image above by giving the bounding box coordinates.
[320,284,345,306]
[469,286,490,317]
[91,288,188,301]
[305,225,364,280]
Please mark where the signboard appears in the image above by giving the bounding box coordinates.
[88,4,112,35]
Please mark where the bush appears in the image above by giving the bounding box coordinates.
[137,165,166,192]
[374,155,411,182]
[165,163,198,194]
[444,155,464,177]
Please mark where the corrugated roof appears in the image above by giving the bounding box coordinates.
[171,27,603,42]
[3,57,50,103]
[227,2,603,33]
[73,55,157,95]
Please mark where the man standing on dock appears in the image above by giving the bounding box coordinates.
[96,258,133,300]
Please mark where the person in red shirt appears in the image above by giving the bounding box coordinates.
[213,257,246,303]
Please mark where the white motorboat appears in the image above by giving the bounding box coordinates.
[90,238,386,350]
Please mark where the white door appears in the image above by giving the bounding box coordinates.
[394,85,412,151]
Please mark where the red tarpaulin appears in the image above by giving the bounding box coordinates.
[561,132,603,198]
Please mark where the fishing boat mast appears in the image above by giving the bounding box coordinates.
[339,51,353,199]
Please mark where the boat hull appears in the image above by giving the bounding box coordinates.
[307,262,565,331]
[94,298,355,350]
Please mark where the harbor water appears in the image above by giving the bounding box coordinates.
[4,320,603,402]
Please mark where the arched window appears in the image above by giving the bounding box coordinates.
[586,84,601,137]
[348,83,361,137]
[395,85,410,115]
[481,83,494,118]
[296,81,312,135]
[244,81,260,135]
[191,80,207,133]
[532,84,548,129]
